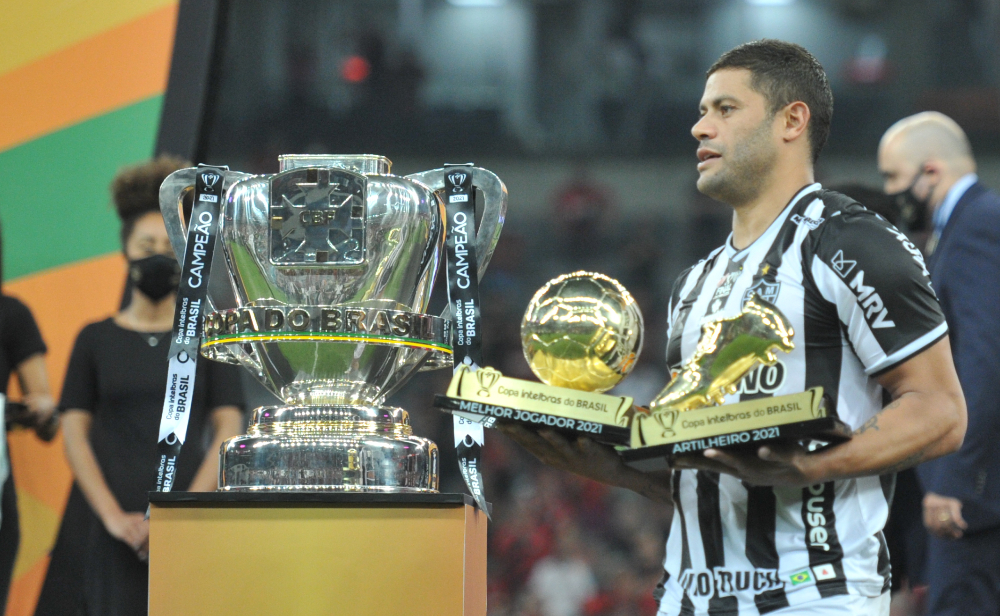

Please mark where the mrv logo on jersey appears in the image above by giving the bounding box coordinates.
[829,250,895,329]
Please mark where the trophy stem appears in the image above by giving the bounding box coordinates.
[279,381,384,407]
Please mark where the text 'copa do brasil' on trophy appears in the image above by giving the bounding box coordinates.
[622,295,852,463]
[434,271,644,446]
[159,154,506,492]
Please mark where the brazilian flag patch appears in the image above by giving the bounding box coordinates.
[789,569,813,586]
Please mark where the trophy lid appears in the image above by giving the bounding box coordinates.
[278,154,391,174]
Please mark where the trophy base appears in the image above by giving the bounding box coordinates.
[218,405,439,492]
[218,485,438,493]
[624,388,852,463]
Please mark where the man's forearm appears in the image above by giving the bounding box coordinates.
[806,390,965,482]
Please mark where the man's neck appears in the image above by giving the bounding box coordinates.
[929,172,966,212]
[730,168,814,250]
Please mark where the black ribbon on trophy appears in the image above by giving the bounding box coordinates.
[152,165,227,494]
[443,164,491,518]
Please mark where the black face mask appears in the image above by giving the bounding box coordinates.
[889,171,931,233]
[129,254,180,302]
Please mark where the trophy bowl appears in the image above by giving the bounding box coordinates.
[160,154,506,491]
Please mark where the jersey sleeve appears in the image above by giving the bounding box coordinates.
[2,296,47,367]
[60,325,99,412]
[805,212,947,375]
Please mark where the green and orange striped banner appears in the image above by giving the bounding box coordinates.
[0,2,179,614]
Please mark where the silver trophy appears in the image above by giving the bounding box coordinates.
[159,155,506,491]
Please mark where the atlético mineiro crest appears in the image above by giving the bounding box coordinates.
[742,279,781,305]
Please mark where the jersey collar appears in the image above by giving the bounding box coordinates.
[724,183,822,260]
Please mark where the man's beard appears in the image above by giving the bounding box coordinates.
[697,117,777,207]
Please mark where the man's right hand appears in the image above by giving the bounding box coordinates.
[496,423,673,504]
[103,510,150,556]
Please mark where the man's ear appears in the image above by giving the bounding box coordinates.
[781,101,811,144]
[922,160,944,180]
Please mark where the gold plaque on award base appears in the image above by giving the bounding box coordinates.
[623,387,851,462]
[434,365,634,445]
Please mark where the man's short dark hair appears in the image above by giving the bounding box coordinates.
[708,39,833,163]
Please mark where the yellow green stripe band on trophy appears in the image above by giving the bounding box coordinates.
[203,332,453,355]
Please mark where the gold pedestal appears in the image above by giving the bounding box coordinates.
[148,493,487,616]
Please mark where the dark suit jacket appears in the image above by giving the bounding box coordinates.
[918,181,1000,533]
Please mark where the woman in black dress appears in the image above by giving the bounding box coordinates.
[0,221,57,611]
[35,158,245,616]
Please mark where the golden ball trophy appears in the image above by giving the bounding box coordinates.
[436,271,851,460]
[435,271,643,445]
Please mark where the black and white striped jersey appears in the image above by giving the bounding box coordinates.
[657,184,947,616]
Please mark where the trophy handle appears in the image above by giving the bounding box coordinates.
[403,167,507,277]
[159,167,254,313]
[159,167,255,259]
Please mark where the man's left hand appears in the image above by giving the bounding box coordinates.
[923,492,967,539]
[673,443,820,487]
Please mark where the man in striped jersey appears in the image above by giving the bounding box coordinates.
[500,39,966,616]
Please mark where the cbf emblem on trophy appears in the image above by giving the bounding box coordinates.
[268,167,366,265]
[160,154,507,491]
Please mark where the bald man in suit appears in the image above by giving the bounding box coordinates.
[879,112,1000,615]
